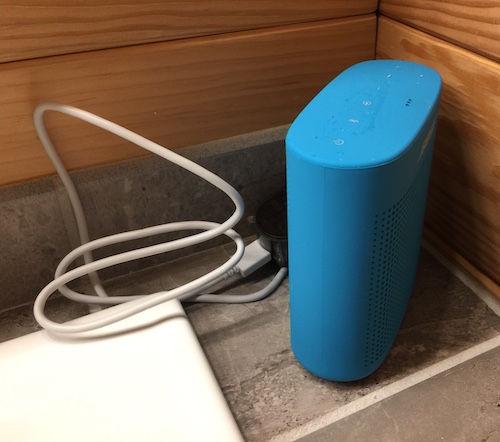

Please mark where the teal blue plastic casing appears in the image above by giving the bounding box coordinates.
[286,60,442,381]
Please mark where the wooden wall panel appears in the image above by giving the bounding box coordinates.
[0,15,376,186]
[378,0,500,62]
[0,0,376,63]
[377,16,500,293]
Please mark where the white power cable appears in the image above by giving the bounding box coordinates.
[33,102,246,334]
[32,102,286,336]
[182,267,288,303]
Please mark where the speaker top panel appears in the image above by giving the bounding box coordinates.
[286,60,442,170]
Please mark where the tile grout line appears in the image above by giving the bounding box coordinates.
[269,334,500,442]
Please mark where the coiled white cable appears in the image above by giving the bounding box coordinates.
[33,102,249,335]
[182,267,288,303]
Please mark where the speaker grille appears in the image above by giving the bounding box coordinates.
[365,171,426,368]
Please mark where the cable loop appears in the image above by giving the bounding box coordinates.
[33,102,245,334]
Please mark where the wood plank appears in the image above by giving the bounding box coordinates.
[0,0,376,63]
[378,0,500,62]
[376,16,500,293]
[0,15,376,185]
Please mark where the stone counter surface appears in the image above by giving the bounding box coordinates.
[1,242,500,441]
[183,244,500,440]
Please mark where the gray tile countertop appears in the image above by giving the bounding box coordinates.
[184,244,500,441]
[1,240,500,441]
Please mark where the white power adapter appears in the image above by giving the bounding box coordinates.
[235,240,272,277]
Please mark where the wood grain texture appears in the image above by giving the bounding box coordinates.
[0,0,376,63]
[0,15,376,185]
[377,16,500,293]
[378,0,500,62]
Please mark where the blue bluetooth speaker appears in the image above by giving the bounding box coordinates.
[286,60,442,381]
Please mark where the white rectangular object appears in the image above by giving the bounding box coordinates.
[0,300,243,442]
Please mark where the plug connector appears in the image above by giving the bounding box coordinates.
[235,240,272,277]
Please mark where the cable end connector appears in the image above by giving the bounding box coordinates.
[235,240,272,277]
